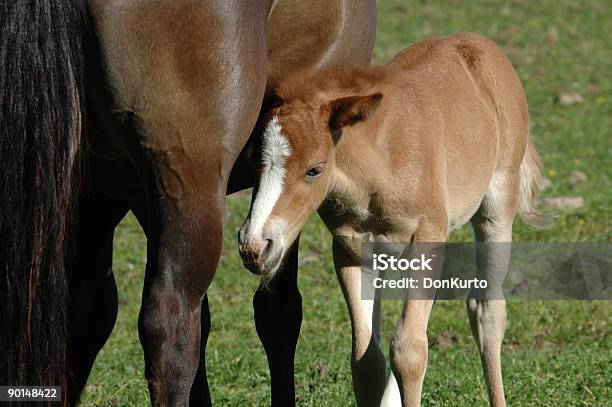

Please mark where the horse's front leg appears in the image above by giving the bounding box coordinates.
[390,299,434,407]
[332,240,387,407]
[390,230,445,407]
[253,238,302,407]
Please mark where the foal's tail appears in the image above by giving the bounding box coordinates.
[518,136,547,228]
[0,0,87,399]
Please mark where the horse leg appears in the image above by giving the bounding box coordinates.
[67,193,129,404]
[128,196,213,407]
[253,238,302,407]
[137,189,225,406]
[390,299,434,407]
[91,2,268,402]
[189,295,212,406]
[124,192,210,407]
[331,240,386,407]
[89,6,269,406]
[467,173,517,407]
[390,230,444,407]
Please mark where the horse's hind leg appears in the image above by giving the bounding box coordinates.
[189,295,212,406]
[91,2,268,403]
[67,193,129,405]
[137,190,225,406]
[468,172,519,407]
[129,196,213,407]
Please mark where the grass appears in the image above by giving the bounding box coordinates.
[80,1,611,405]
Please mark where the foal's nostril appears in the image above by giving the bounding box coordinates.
[262,238,274,255]
[238,226,283,274]
[258,239,275,265]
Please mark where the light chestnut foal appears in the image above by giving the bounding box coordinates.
[239,33,542,407]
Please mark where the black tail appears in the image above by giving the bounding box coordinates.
[0,0,86,400]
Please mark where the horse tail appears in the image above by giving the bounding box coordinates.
[518,136,548,228]
[0,0,87,398]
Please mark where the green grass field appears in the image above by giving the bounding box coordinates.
[80,1,611,405]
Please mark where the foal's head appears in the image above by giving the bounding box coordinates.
[239,92,382,280]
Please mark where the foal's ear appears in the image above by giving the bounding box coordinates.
[327,92,383,135]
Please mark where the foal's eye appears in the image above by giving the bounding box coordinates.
[305,165,324,179]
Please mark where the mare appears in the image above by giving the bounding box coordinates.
[0,0,375,405]
[238,33,543,407]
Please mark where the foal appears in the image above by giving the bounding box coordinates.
[239,33,542,407]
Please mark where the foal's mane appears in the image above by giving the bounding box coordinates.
[273,65,388,103]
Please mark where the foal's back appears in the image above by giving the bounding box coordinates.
[349,33,530,234]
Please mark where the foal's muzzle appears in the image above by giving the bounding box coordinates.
[238,225,284,276]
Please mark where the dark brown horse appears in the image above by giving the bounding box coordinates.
[0,0,375,405]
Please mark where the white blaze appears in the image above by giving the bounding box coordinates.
[245,116,292,240]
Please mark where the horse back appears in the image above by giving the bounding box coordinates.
[379,33,530,229]
[389,33,529,167]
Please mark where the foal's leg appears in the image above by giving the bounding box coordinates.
[254,239,302,407]
[389,230,445,407]
[333,241,386,407]
[380,368,401,407]
[389,299,434,407]
[67,193,129,404]
[468,174,517,407]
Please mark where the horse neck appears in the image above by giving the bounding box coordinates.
[327,127,374,214]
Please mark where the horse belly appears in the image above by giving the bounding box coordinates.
[266,0,376,87]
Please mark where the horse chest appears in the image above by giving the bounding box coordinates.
[319,196,419,260]
[320,196,377,233]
